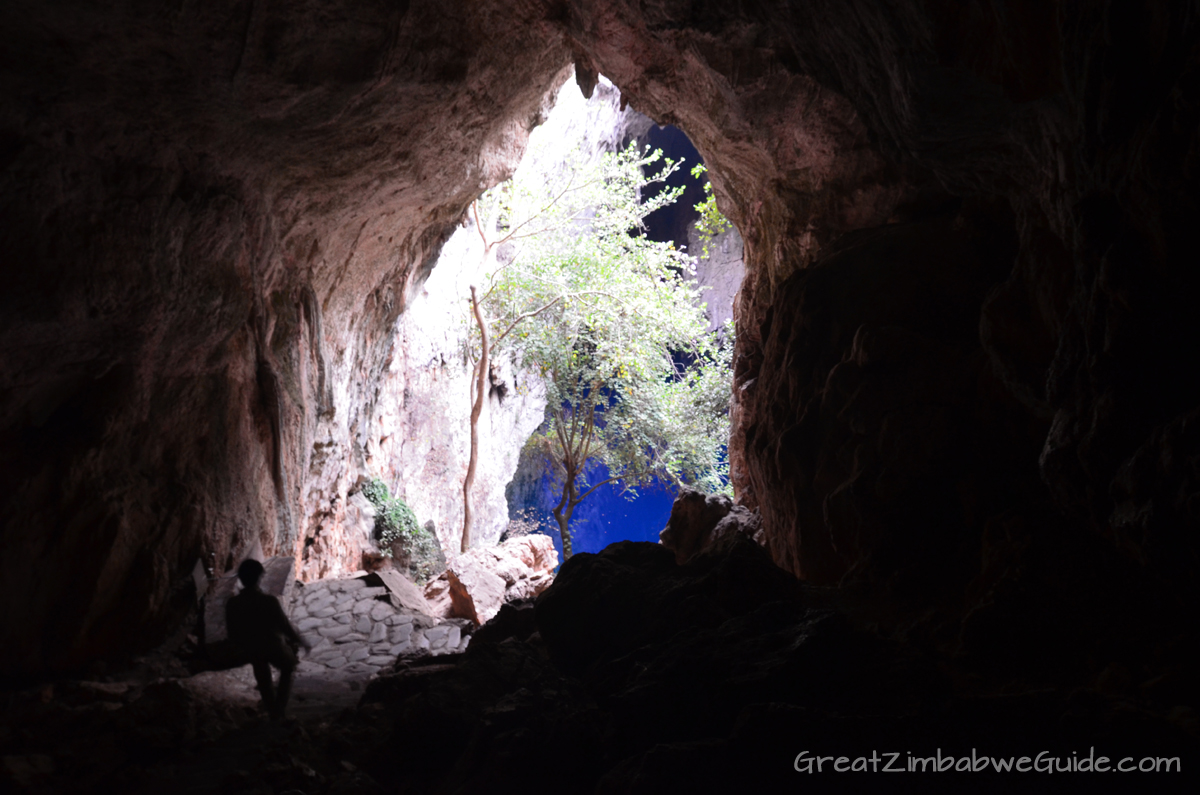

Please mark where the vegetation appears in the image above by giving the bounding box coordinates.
[462,141,733,559]
[690,163,733,258]
[360,478,442,582]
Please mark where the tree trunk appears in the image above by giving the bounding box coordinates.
[555,511,574,560]
[463,285,489,553]
[552,463,578,560]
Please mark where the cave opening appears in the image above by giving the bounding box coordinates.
[4,3,1200,788]
[383,70,744,565]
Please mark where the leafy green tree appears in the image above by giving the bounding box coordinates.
[690,162,733,258]
[462,141,732,558]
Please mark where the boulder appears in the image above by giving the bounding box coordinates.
[535,538,799,677]
[659,489,762,565]
[429,535,559,625]
[366,569,432,615]
[447,555,508,626]
[423,577,453,619]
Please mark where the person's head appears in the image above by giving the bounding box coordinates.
[237,558,265,590]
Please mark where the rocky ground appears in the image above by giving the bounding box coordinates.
[5,529,1196,794]
[0,572,467,795]
[1,537,564,794]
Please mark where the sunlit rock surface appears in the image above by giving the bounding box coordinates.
[688,224,744,334]
[368,219,547,558]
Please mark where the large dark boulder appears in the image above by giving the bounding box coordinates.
[534,538,800,678]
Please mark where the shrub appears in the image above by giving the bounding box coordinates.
[359,478,443,583]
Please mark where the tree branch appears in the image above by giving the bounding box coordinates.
[576,469,646,504]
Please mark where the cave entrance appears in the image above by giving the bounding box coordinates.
[377,71,742,569]
[496,75,745,560]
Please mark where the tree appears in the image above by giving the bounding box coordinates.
[461,140,732,558]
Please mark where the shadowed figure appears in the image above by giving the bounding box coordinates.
[225,559,309,720]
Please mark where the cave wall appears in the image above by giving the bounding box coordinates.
[0,0,571,674]
[2,0,1198,675]
[563,2,1200,609]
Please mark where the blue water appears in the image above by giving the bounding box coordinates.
[517,464,677,562]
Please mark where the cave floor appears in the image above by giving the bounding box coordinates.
[5,538,1198,794]
[1,653,393,794]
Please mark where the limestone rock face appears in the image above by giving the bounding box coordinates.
[738,214,1024,585]
[369,218,548,557]
[687,224,744,334]
[364,75,647,557]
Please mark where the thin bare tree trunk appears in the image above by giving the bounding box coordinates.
[463,285,489,553]
[552,476,577,560]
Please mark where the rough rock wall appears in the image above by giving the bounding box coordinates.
[688,224,744,334]
[561,2,1200,609]
[0,0,571,673]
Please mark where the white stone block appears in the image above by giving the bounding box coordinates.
[314,650,345,665]
[366,655,393,666]
[389,624,413,644]
[334,613,352,625]
[305,590,333,607]
[318,624,351,639]
[369,602,394,622]
[335,632,367,643]
[425,625,450,643]
[297,617,323,632]
[368,622,388,643]
[446,626,461,649]
[351,600,375,616]
[388,641,411,656]
[354,615,373,634]
[348,646,370,662]
[311,606,336,618]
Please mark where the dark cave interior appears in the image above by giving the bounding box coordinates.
[2,1,1200,792]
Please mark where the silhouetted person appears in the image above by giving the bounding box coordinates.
[225,559,308,720]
